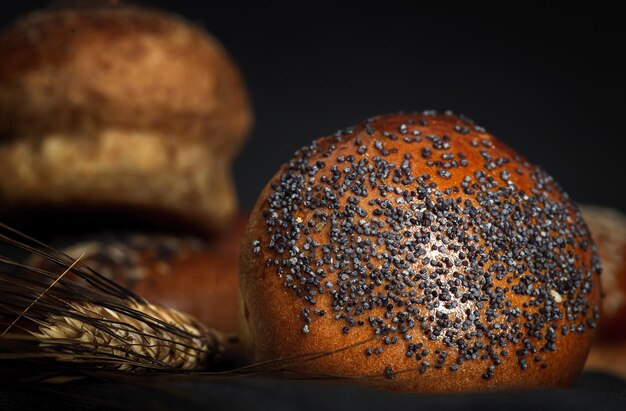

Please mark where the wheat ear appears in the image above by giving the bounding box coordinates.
[32,300,225,371]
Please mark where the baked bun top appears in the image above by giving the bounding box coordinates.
[0,5,251,155]
[240,112,602,390]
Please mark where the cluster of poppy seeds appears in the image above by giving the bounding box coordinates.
[253,111,601,380]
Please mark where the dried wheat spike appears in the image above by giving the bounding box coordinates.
[33,300,224,371]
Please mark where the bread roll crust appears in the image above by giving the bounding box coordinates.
[240,112,602,392]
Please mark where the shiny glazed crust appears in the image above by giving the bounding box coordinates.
[240,112,602,392]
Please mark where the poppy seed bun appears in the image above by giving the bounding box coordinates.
[0,6,251,231]
[239,112,602,392]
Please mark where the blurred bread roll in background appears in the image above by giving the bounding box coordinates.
[580,205,626,341]
[29,214,248,333]
[580,205,626,378]
[0,5,252,232]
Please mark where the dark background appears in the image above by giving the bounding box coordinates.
[1,2,625,409]
[2,1,624,213]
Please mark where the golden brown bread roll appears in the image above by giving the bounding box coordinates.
[29,215,247,333]
[0,6,252,232]
[579,205,626,341]
[239,112,602,392]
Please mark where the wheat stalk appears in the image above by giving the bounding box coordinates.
[32,300,225,371]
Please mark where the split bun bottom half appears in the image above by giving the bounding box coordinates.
[239,112,602,392]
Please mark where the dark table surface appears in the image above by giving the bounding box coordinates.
[1,372,626,411]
